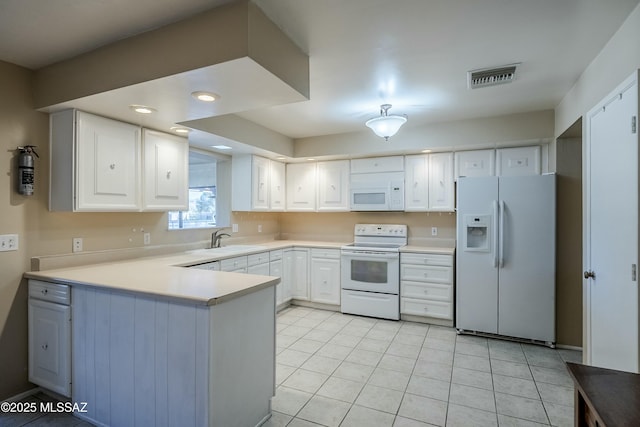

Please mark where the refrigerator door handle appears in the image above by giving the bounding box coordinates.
[493,200,499,268]
[499,200,505,268]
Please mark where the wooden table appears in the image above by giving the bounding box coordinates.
[567,362,640,426]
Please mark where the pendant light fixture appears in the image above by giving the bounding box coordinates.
[365,104,407,141]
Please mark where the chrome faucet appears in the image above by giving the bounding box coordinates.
[211,229,231,248]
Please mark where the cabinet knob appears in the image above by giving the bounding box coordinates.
[42,343,48,350]
[424,290,429,294]
[584,270,596,279]
[110,163,116,170]
[166,170,171,179]
[42,289,48,295]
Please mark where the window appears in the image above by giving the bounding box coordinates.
[169,150,227,230]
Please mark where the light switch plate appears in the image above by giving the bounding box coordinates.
[0,234,19,252]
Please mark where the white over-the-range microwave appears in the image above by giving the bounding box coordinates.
[349,172,405,211]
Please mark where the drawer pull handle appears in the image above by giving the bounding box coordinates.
[42,289,48,294]
[42,343,48,351]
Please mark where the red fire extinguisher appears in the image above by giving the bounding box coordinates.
[17,145,38,196]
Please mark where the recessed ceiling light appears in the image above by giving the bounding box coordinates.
[129,104,156,114]
[170,127,190,134]
[306,158,316,161]
[421,149,433,153]
[211,145,232,150]
[276,156,286,160]
[192,91,219,102]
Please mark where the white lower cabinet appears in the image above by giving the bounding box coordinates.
[270,250,287,306]
[28,280,71,397]
[310,249,341,305]
[400,252,454,323]
[289,248,310,300]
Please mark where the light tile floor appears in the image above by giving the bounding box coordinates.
[266,306,581,427]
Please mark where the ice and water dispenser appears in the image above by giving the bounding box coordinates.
[463,215,491,252]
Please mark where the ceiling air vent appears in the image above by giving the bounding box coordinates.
[467,64,518,89]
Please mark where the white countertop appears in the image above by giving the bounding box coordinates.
[24,239,453,306]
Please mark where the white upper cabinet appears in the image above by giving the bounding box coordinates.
[350,156,404,173]
[270,160,286,211]
[404,155,429,211]
[317,160,350,212]
[50,110,188,212]
[428,152,454,211]
[50,110,141,211]
[404,153,454,212]
[286,163,317,211]
[232,155,285,211]
[455,149,495,180]
[496,146,541,176]
[142,129,188,211]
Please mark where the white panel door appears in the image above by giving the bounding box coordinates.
[310,258,340,304]
[428,153,454,211]
[497,175,555,343]
[404,155,428,211]
[270,160,286,211]
[317,160,349,211]
[286,163,317,211]
[587,74,639,372]
[496,146,541,176]
[142,130,188,211]
[76,111,141,211]
[455,149,495,180]
[456,176,499,334]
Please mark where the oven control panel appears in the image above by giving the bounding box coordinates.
[354,224,407,237]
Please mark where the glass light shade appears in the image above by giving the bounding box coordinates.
[365,115,407,140]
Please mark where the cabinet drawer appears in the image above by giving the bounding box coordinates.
[270,249,283,261]
[310,248,340,259]
[248,252,269,267]
[220,256,248,271]
[190,261,220,271]
[401,298,453,319]
[401,281,452,302]
[401,264,452,283]
[401,252,452,267]
[29,280,70,305]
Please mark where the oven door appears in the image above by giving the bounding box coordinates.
[341,249,400,294]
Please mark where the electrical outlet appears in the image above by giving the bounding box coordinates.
[431,227,438,236]
[258,224,262,233]
[0,234,19,252]
[144,233,151,245]
[73,237,83,253]
[232,223,239,233]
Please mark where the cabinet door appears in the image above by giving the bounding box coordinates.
[142,130,188,211]
[404,155,429,211]
[270,259,284,305]
[350,156,404,173]
[455,149,495,180]
[76,111,141,211]
[248,263,270,275]
[496,146,541,176]
[428,152,454,211]
[282,250,294,303]
[252,156,271,210]
[317,160,349,211]
[286,163,317,211]
[270,161,286,211]
[29,299,71,397]
[290,249,310,299]
[310,258,341,305]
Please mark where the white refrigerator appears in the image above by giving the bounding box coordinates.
[456,174,556,345]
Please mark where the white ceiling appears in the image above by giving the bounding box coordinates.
[1,0,639,143]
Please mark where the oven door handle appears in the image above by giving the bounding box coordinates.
[341,251,399,259]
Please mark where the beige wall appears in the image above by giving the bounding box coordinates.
[555,136,583,347]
